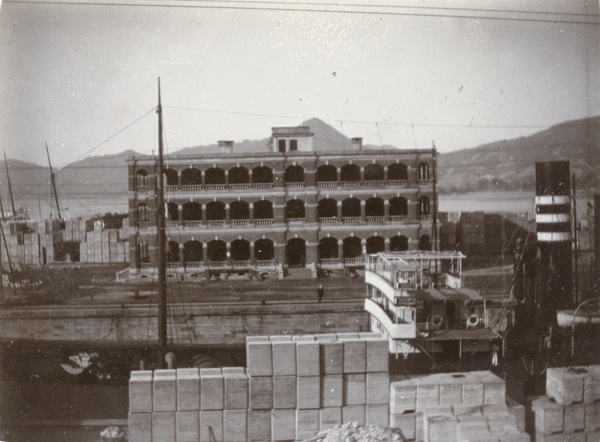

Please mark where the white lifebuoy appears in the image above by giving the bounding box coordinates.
[467,315,480,328]
[429,315,443,329]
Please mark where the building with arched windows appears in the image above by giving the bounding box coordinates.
[127,125,437,277]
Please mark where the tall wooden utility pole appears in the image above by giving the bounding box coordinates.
[157,78,168,365]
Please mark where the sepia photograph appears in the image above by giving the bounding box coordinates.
[0,0,598,440]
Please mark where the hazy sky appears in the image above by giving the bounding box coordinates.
[0,0,598,167]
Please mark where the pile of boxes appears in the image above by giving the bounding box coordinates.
[79,222,129,263]
[128,332,390,442]
[528,366,600,442]
[390,371,529,441]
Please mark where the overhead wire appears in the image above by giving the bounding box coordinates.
[4,0,599,25]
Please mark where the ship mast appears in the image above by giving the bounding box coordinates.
[157,78,168,365]
[46,143,62,220]
[3,151,16,217]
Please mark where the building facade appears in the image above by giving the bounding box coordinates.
[127,126,437,276]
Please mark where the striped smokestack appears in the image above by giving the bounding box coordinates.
[535,161,573,316]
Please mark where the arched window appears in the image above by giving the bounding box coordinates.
[342,236,362,259]
[182,202,202,221]
[390,235,409,252]
[342,198,361,218]
[318,198,337,219]
[228,166,249,184]
[388,163,408,181]
[230,200,250,220]
[135,169,148,188]
[206,201,226,220]
[207,240,227,262]
[254,200,273,220]
[285,165,304,184]
[340,164,360,182]
[252,166,273,184]
[389,197,408,216]
[316,165,337,182]
[366,236,385,254]
[286,199,305,219]
[167,202,179,221]
[318,237,338,259]
[163,168,179,186]
[418,196,430,216]
[366,197,384,217]
[181,168,202,185]
[364,163,384,182]
[418,162,430,181]
[167,240,179,262]
[183,241,202,263]
[136,203,148,222]
[231,239,250,262]
[419,235,431,251]
[287,238,306,267]
[255,238,274,261]
[205,167,225,185]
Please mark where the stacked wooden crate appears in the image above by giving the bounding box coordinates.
[80,223,129,263]
[245,332,390,441]
[390,371,529,441]
[528,365,600,442]
[128,332,390,441]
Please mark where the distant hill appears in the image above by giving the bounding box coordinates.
[1,117,598,216]
[437,117,599,194]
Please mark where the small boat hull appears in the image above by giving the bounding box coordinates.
[557,310,600,327]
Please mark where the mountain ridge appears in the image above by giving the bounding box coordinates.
[1,116,597,215]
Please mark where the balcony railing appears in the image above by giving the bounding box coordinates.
[205,184,227,191]
[344,257,364,265]
[135,186,148,193]
[419,215,432,221]
[317,181,337,188]
[233,260,251,268]
[388,180,408,187]
[257,260,276,267]
[285,182,305,189]
[208,220,225,227]
[137,221,150,228]
[319,217,338,224]
[320,258,341,267]
[185,262,203,268]
[255,219,274,225]
[287,218,306,224]
[253,183,273,190]
[364,180,385,187]
[166,262,180,269]
[390,216,408,222]
[183,220,203,227]
[229,184,251,190]
[208,261,226,268]
[149,178,428,193]
[232,220,250,226]
[367,216,385,223]
[167,221,180,227]
[343,216,361,223]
